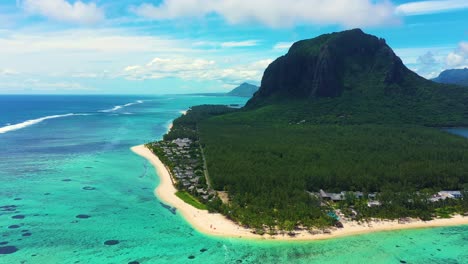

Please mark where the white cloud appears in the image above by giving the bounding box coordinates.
[192,40,259,49]
[21,0,104,24]
[446,52,465,67]
[401,42,468,79]
[394,46,453,78]
[0,26,273,91]
[273,42,293,50]
[413,51,441,78]
[0,28,198,76]
[396,0,468,16]
[445,42,468,68]
[132,0,398,28]
[0,79,93,91]
[124,65,142,72]
[394,46,452,64]
[0,29,189,54]
[221,40,259,48]
[418,51,437,65]
[122,56,272,84]
[460,42,468,54]
[0,69,19,75]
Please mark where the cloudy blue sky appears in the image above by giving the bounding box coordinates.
[0,0,467,94]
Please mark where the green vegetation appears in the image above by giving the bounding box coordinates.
[337,186,468,221]
[147,29,468,232]
[200,123,468,193]
[175,191,208,210]
[163,105,238,141]
[242,86,468,127]
[146,105,236,212]
[153,106,467,230]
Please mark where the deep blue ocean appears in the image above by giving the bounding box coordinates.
[0,95,467,264]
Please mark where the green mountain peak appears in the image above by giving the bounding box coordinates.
[248,28,423,106]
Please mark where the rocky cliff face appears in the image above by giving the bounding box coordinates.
[248,29,421,106]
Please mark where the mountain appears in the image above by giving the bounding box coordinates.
[433,68,468,86]
[245,29,468,126]
[155,29,468,231]
[226,83,259,97]
[248,28,414,104]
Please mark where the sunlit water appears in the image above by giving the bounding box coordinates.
[0,95,467,264]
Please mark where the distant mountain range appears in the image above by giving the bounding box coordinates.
[432,68,468,86]
[227,83,259,97]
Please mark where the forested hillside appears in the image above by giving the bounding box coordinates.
[150,29,468,231]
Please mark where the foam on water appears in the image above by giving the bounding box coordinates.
[99,100,144,113]
[0,113,89,134]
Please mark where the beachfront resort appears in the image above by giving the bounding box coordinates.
[146,133,465,236]
[149,138,216,203]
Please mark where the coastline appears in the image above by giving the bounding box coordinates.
[131,144,468,241]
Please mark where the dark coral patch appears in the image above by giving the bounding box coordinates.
[128,261,140,264]
[1,205,17,212]
[0,242,7,245]
[400,261,407,264]
[0,246,18,254]
[188,255,195,259]
[200,248,207,253]
[8,225,20,229]
[12,215,25,219]
[0,205,16,209]
[82,186,96,191]
[22,233,32,237]
[76,214,90,219]
[13,198,22,201]
[62,179,72,182]
[104,240,119,246]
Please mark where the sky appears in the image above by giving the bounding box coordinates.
[0,0,467,94]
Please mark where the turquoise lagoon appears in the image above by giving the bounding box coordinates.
[0,95,467,264]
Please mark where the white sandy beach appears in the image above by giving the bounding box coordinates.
[131,144,468,241]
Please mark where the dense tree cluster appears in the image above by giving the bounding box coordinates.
[163,105,238,141]
[152,105,468,230]
[200,123,468,193]
[149,29,468,231]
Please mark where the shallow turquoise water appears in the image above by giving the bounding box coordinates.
[0,95,467,264]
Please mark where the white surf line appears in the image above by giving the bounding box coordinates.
[99,100,144,113]
[0,113,90,134]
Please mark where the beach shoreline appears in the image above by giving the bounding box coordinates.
[131,144,468,241]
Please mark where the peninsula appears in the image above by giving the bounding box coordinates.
[136,29,468,240]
